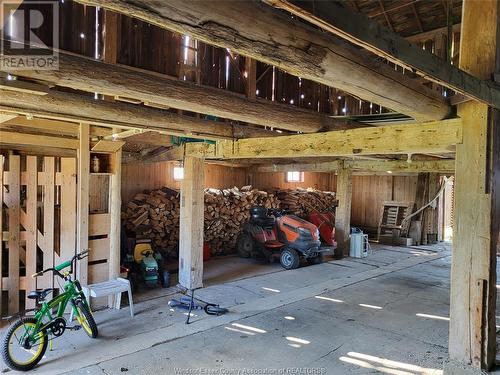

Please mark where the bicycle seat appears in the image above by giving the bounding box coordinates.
[28,288,54,301]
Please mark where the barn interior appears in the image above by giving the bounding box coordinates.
[0,0,499,374]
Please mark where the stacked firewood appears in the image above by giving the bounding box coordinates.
[270,188,338,217]
[122,186,280,257]
[204,186,280,254]
[122,187,181,255]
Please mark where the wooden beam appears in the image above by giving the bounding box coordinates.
[265,0,500,111]
[104,129,142,140]
[73,0,449,122]
[4,51,361,134]
[335,165,352,258]
[178,156,204,290]
[350,159,455,173]
[0,77,50,96]
[0,113,17,123]
[120,131,173,146]
[197,119,462,159]
[77,124,90,286]
[255,159,455,173]
[448,0,499,371]
[139,145,185,163]
[0,89,279,140]
[91,140,125,153]
[0,131,79,149]
[3,116,112,137]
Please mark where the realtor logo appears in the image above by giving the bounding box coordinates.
[0,0,59,70]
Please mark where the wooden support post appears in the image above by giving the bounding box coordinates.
[103,10,118,102]
[109,149,122,282]
[77,124,90,286]
[335,165,352,258]
[178,156,204,290]
[245,57,257,101]
[448,0,499,371]
[103,10,118,64]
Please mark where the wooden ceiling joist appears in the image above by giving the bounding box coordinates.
[255,159,455,173]
[4,52,361,134]
[187,119,462,160]
[0,89,280,141]
[74,0,449,122]
[2,116,112,137]
[0,131,79,149]
[265,0,500,110]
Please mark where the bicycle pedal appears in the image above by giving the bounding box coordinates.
[66,325,81,331]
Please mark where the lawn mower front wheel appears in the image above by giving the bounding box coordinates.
[280,248,300,270]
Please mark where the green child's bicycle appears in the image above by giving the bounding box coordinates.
[1,250,98,371]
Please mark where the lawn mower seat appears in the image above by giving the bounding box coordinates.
[250,206,275,229]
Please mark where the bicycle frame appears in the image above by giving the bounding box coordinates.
[24,279,89,343]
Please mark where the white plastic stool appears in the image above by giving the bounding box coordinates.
[71,278,134,320]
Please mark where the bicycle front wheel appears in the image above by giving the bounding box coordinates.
[1,318,48,371]
[75,300,98,338]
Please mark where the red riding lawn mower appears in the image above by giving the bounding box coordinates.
[236,206,331,270]
[308,210,337,249]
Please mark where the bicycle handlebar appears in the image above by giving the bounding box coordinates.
[31,249,90,278]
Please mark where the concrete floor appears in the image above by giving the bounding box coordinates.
[0,243,462,374]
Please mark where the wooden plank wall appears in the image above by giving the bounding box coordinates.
[251,172,334,191]
[351,175,418,231]
[122,163,420,234]
[121,162,247,203]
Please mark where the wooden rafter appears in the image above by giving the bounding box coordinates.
[411,3,424,33]
[73,0,450,122]
[4,51,363,133]
[265,0,500,110]
[378,0,394,32]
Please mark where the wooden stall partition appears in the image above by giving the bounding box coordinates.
[1,155,77,317]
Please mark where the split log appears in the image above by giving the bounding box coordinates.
[122,186,280,257]
[271,188,338,218]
